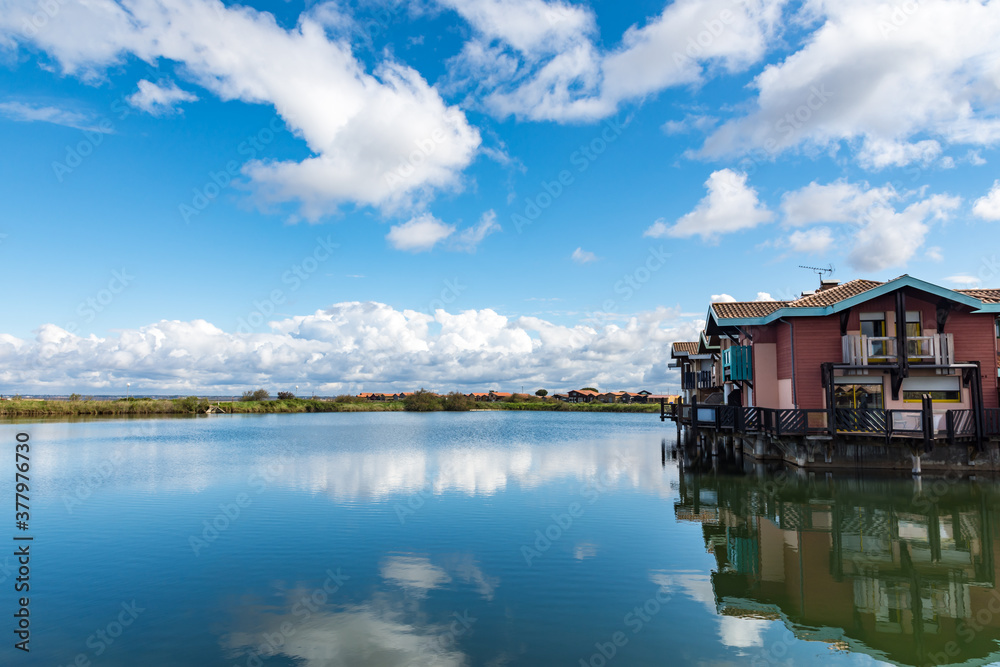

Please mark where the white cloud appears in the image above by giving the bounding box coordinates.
[0,0,481,216]
[571,247,598,264]
[0,101,108,132]
[711,294,736,303]
[386,214,455,252]
[925,246,943,262]
[780,180,893,226]
[945,274,981,286]
[452,210,500,251]
[973,180,1000,221]
[784,227,833,255]
[126,79,197,116]
[662,114,717,135]
[778,179,960,271]
[438,0,595,56]
[700,0,1000,167]
[644,169,773,241]
[0,303,703,394]
[380,556,451,598]
[754,292,777,302]
[846,193,960,272]
[447,0,787,122]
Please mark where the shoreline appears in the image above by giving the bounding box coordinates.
[0,397,661,421]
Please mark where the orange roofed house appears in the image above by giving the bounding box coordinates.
[668,275,1000,470]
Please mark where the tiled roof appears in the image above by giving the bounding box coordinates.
[671,341,700,355]
[786,279,884,307]
[710,301,787,319]
[571,389,598,396]
[710,278,1000,322]
[957,289,1000,304]
[711,279,883,319]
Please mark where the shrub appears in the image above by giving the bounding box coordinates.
[242,389,270,401]
[277,391,295,400]
[535,389,548,397]
[403,389,442,412]
[69,393,82,401]
[442,392,472,411]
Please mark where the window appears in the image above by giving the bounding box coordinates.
[905,311,929,359]
[903,390,961,402]
[900,377,961,403]
[860,313,888,359]
[834,383,884,409]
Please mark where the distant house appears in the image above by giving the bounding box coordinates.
[598,391,625,403]
[552,394,569,402]
[467,392,492,401]
[567,389,598,403]
[490,391,512,401]
[358,392,387,401]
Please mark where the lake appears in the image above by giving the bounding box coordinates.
[1,411,998,666]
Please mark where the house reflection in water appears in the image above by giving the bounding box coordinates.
[674,459,1000,666]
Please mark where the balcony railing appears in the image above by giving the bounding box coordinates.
[722,345,752,382]
[696,369,716,389]
[842,333,954,366]
[682,372,696,390]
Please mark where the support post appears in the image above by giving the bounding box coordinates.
[922,394,935,453]
[692,396,699,442]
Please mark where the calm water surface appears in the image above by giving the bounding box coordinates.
[1,412,998,666]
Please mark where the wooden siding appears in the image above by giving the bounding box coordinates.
[791,315,843,409]
[776,322,792,380]
[948,312,999,408]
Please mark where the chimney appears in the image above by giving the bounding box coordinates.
[818,278,840,292]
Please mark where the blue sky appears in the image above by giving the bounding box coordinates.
[2,0,1000,395]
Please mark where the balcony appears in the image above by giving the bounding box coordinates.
[722,345,752,382]
[682,372,696,390]
[696,369,716,389]
[842,333,954,366]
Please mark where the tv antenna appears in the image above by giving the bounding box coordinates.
[799,264,835,279]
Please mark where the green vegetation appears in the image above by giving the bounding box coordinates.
[535,389,547,397]
[0,394,659,419]
[0,396,404,418]
[241,388,271,401]
[403,389,443,412]
[442,392,473,411]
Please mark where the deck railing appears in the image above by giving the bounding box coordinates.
[667,400,1000,449]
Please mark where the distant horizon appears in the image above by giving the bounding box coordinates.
[4,0,1000,396]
